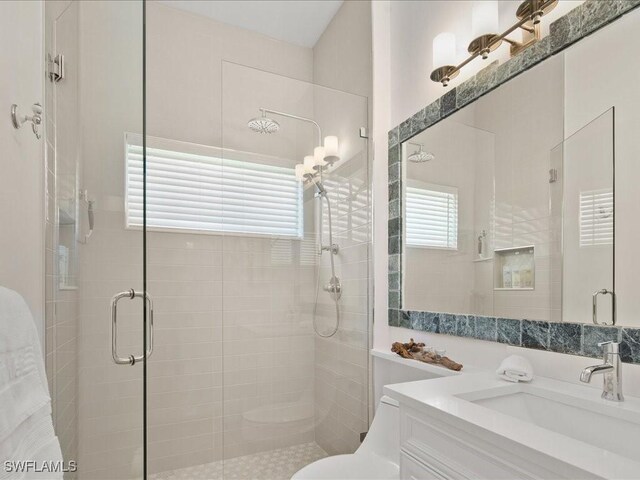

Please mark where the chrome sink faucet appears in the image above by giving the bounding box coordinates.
[580,341,624,402]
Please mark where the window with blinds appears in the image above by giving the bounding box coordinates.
[579,188,613,247]
[125,134,303,238]
[406,183,458,249]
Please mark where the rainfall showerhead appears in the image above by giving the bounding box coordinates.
[407,143,435,163]
[248,110,280,134]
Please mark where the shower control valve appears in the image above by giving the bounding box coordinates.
[323,276,342,301]
[321,244,339,255]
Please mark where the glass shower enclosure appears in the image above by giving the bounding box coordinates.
[44,2,371,478]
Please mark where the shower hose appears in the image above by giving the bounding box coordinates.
[312,192,340,338]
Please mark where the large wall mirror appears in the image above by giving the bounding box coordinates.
[397,6,640,328]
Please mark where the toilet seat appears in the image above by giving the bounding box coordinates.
[291,453,399,480]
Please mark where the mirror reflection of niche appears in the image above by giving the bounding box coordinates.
[402,53,566,321]
[403,118,495,316]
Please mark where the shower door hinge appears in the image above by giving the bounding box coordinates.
[359,127,368,139]
[48,54,65,83]
[549,168,558,183]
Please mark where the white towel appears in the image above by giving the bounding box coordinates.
[0,287,62,479]
[496,355,534,383]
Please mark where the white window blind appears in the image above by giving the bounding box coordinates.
[406,183,458,249]
[125,134,303,238]
[579,188,613,247]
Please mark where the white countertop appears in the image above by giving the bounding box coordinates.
[384,371,640,479]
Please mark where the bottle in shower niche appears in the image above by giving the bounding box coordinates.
[477,230,487,259]
[512,267,521,288]
[521,267,533,288]
[502,265,512,288]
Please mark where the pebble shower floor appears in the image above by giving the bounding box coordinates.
[150,443,327,480]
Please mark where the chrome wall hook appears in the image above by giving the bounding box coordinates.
[11,103,43,139]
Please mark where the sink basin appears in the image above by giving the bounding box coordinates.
[461,384,640,461]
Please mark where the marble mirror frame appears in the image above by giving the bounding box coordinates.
[387,0,640,364]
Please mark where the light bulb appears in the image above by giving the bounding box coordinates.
[303,155,315,174]
[433,32,456,68]
[314,146,327,167]
[295,164,306,181]
[472,1,499,39]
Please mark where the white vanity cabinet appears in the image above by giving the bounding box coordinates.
[397,404,599,480]
[387,372,640,480]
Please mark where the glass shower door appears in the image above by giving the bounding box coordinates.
[141,57,371,479]
[44,1,147,478]
[220,62,371,479]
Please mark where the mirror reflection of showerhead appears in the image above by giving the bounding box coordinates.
[408,143,435,163]
[247,109,280,134]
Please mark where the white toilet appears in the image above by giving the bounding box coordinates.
[291,395,400,480]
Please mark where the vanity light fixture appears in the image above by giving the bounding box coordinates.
[430,0,558,87]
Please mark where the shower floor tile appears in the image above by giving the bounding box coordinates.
[150,442,327,480]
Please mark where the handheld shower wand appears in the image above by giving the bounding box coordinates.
[248,108,341,338]
[305,175,341,337]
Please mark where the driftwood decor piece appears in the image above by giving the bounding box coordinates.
[391,339,463,372]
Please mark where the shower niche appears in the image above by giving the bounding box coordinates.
[57,198,77,290]
[493,246,535,291]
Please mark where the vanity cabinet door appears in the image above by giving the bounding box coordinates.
[400,406,555,480]
[401,452,449,480]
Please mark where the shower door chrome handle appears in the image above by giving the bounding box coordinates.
[592,289,616,326]
[111,289,154,365]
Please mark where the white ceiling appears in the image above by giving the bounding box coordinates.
[157,1,344,48]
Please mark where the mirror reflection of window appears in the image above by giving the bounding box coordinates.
[406,182,458,250]
[579,188,614,247]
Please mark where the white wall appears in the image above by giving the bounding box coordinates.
[372,1,640,381]
[0,1,44,342]
[389,0,583,126]
[313,0,372,98]
[371,0,392,365]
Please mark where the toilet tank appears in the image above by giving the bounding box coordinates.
[358,396,400,464]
